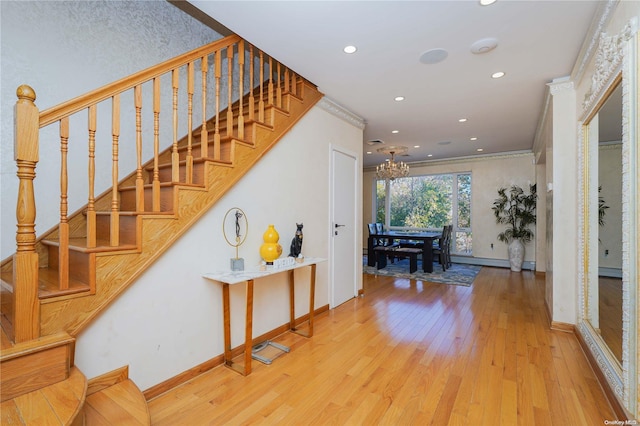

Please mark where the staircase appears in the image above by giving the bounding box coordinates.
[0,34,322,423]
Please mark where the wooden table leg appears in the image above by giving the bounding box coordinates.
[288,269,296,331]
[223,279,254,376]
[243,279,254,375]
[308,263,316,337]
[423,239,434,273]
[290,264,316,338]
[222,283,232,367]
[367,236,376,266]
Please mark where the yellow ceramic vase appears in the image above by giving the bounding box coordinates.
[260,224,282,264]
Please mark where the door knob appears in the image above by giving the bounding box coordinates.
[335,223,345,228]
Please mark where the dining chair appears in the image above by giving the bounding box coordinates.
[432,225,452,271]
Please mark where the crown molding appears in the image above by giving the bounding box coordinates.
[363,150,534,172]
[571,0,619,84]
[548,78,575,96]
[317,96,365,130]
[583,17,637,111]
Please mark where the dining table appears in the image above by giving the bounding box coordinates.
[367,231,442,273]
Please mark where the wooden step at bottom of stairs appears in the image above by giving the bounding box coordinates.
[0,366,87,425]
[84,379,150,425]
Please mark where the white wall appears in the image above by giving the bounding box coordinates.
[363,153,537,263]
[1,0,223,259]
[75,104,363,391]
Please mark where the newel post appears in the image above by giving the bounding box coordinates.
[13,85,40,342]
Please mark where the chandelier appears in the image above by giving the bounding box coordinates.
[376,146,409,181]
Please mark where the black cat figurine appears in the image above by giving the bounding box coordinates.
[288,223,303,257]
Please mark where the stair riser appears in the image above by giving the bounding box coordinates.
[119,186,174,212]
[1,343,71,402]
[96,215,138,246]
[154,162,205,185]
[48,247,92,284]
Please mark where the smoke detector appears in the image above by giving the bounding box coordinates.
[470,37,498,54]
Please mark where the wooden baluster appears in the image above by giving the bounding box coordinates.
[13,85,40,342]
[58,117,70,290]
[134,85,144,212]
[276,62,282,109]
[248,45,255,121]
[152,77,161,212]
[291,71,297,97]
[186,62,194,184]
[237,41,245,140]
[267,57,274,108]
[171,69,180,183]
[200,55,209,158]
[226,45,234,138]
[110,94,120,247]
[258,51,265,123]
[284,66,290,94]
[299,75,305,99]
[214,52,221,160]
[87,104,97,248]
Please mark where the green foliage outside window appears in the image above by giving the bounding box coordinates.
[376,173,472,254]
[457,174,471,228]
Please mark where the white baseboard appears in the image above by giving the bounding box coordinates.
[598,267,622,278]
[451,255,536,271]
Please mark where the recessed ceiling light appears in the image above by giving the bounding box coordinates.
[366,151,372,154]
[343,45,357,54]
[392,130,399,134]
[477,148,484,152]
[458,118,467,123]
[480,0,497,5]
[492,71,505,79]
[394,96,405,102]
[414,145,420,148]
[470,137,478,141]
[427,154,433,157]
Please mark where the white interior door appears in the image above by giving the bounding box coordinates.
[330,147,357,307]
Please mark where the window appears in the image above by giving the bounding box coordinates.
[375,172,472,255]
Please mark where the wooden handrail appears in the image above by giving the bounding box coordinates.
[39,35,241,128]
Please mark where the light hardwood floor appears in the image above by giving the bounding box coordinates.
[148,266,616,425]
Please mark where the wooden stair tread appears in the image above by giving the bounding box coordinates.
[150,155,234,171]
[37,268,91,299]
[0,267,91,300]
[41,238,138,253]
[0,331,73,361]
[85,379,150,425]
[0,366,86,425]
[118,180,204,192]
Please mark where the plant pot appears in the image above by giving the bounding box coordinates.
[508,239,525,272]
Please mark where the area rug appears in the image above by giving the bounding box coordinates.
[363,256,481,287]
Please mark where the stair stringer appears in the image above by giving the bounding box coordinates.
[39,83,323,337]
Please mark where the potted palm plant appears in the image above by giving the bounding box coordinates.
[492,184,537,271]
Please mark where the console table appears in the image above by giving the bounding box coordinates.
[203,257,325,376]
